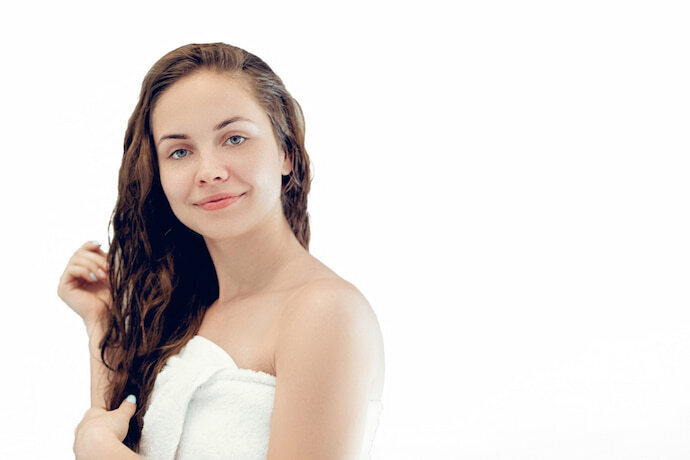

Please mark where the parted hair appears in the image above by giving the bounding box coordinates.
[99,42,312,451]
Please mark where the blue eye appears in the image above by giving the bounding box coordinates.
[168,136,246,160]
[169,149,190,159]
[226,135,246,145]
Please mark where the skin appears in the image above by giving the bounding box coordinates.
[73,398,140,459]
[151,70,309,303]
[70,69,385,458]
[151,70,385,458]
[61,240,142,458]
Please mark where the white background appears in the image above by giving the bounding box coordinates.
[0,1,688,458]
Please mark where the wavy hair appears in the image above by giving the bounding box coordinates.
[97,42,311,451]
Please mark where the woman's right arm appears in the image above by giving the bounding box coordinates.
[57,240,114,409]
[86,317,111,410]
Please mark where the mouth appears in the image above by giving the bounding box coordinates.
[195,192,246,206]
[196,193,245,210]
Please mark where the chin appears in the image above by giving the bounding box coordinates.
[196,221,253,241]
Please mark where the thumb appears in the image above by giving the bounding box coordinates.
[118,394,137,417]
[111,394,137,442]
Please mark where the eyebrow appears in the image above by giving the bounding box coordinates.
[157,116,255,147]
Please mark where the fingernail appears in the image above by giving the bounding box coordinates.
[91,240,101,246]
[125,394,137,404]
[89,272,98,281]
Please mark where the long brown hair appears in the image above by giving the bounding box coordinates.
[98,42,312,452]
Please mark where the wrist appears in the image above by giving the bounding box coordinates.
[84,313,106,340]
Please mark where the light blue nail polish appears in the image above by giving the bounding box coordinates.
[91,240,101,246]
[126,394,137,404]
[89,272,98,281]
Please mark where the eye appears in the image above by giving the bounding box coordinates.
[226,135,246,146]
[167,136,246,160]
[169,148,190,159]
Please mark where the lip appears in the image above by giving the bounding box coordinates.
[195,192,245,206]
[197,193,244,211]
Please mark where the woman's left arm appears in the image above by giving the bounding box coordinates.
[266,281,382,460]
[74,396,144,459]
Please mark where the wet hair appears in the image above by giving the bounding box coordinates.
[98,42,311,451]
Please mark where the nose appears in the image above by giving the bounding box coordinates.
[196,152,230,184]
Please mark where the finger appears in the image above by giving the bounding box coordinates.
[63,262,107,284]
[85,240,102,249]
[70,253,109,279]
[78,240,109,259]
[73,252,109,274]
[90,399,136,432]
[119,395,137,417]
[66,262,103,284]
[74,249,108,264]
[76,243,109,266]
[70,241,103,256]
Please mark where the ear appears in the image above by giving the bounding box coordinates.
[281,149,293,176]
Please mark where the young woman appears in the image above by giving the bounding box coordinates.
[57,42,385,459]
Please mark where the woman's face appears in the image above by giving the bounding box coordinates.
[151,70,292,240]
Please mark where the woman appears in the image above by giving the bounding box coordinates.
[57,42,385,459]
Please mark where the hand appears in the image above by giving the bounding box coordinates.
[73,395,137,459]
[57,240,112,329]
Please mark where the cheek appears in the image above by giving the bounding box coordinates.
[158,173,171,198]
[159,172,184,204]
[248,155,282,187]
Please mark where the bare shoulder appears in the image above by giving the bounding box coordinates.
[277,277,385,400]
[288,277,370,312]
[266,277,385,457]
[282,277,378,338]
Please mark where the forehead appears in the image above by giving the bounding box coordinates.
[151,70,266,135]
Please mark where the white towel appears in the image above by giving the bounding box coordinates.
[139,335,382,459]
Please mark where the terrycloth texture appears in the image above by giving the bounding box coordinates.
[140,335,383,459]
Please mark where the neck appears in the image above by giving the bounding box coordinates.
[203,207,307,303]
